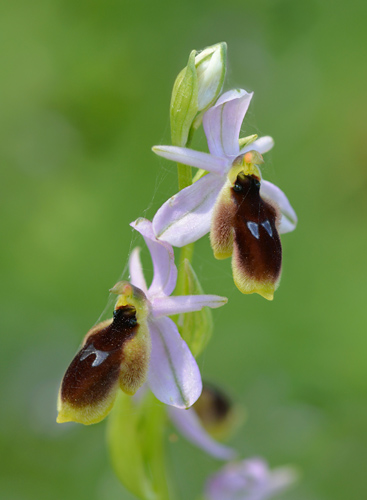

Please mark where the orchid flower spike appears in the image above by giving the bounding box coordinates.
[205,458,297,500]
[152,89,297,300]
[168,382,240,460]
[57,218,227,425]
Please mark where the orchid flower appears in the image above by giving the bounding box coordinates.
[152,89,297,300]
[57,218,227,425]
[168,382,238,460]
[205,458,297,500]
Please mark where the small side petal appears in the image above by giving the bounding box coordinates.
[153,173,224,247]
[240,135,275,155]
[129,247,148,293]
[260,180,298,234]
[203,89,253,158]
[152,146,228,175]
[169,406,236,460]
[151,294,227,318]
[131,218,177,297]
[148,317,202,408]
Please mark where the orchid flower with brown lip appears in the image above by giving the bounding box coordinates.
[152,89,297,300]
[57,219,227,425]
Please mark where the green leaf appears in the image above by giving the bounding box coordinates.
[179,259,213,358]
[107,391,172,500]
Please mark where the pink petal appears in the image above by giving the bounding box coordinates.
[128,247,148,293]
[153,173,224,247]
[147,317,202,408]
[205,458,297,500]
[168,406,236,460]
[130,218,177,297]
[203,89,253,158]
[260,180,298,234]
[151,294,227,318]
[152,146,228,175]
[240,135,275,155]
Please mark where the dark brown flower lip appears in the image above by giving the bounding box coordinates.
[231,173,282,282]
[59,306,140,409]
[56,298,153,426]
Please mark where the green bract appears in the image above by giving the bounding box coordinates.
[179,259,213,358]
[108,392,170,500]
[170,50,198,148]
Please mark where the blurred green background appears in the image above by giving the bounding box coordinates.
[1,0,366,498]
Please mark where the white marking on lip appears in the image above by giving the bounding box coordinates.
[261,219,273,237]
[80,344,110,367]
[247,221,260,239]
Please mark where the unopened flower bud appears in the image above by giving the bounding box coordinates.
[195,42,227,112]
[170,42,227,147]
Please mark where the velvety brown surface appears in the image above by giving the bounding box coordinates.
[231,174,282,282]
[60,306,138,407]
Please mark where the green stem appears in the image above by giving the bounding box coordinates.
[177,163,192,191]
[176,154,195,294]
[176,243,194,295]
[176,126,194,191]
[175,123,199,293]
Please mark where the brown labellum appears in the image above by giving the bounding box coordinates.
[211,173,282,300]
[193,382,240,440]
[194,383,232,428]
[57,304,150,425]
